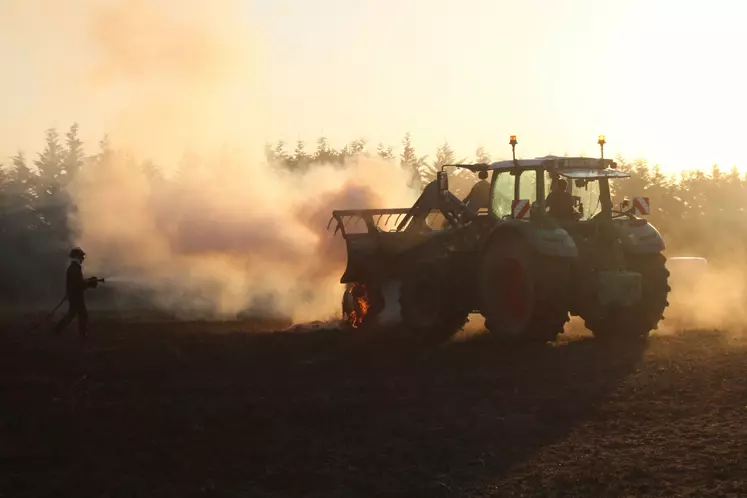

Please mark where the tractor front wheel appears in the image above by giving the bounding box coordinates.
[479,234,571,343]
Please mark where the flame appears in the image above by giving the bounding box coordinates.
[348,282,370,328]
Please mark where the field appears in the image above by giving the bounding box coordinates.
[2,313,747,497]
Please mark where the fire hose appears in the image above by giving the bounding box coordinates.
[20,277,106,335]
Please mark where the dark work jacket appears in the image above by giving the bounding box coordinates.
[66,261,86,300]
[546,190,575,221]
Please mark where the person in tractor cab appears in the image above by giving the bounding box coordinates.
[463,170,491,213]
[545,178,575,221]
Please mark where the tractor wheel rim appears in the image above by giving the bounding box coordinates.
[500,259,528,320]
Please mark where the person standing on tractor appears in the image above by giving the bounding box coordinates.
[463,170,491,213]
[53,247,100,338]
[545,178,575,221]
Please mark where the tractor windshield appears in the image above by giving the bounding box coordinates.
[546,168,629,220]
[490,171,515,218]
[573,179,602,220]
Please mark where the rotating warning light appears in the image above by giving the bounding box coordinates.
[598,135,606,145]
[509,135,517,145]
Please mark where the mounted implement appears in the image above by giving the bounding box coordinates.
[328,135,670,343]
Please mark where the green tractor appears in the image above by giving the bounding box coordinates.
[329,135,669,343]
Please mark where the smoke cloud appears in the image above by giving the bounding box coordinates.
[2,0,421,322]
[69,152,419,322]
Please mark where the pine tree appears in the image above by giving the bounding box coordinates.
[34,127,64,183]
[417,140,456,186]
[288,140,310,172]
[400,133,416,168]
[274,140,288,164]
[32,128,68,237]
[314,136,339,164]
[63,123,84,182]
[10,151,32,186]
[265,140,289,171]
[475,145,491,164]
[377,143,394,161]
[0,165,8,225]
[400,133,424,189]
[342,138,367,157]
[434,141,455,168]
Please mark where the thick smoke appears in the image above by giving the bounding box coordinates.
[69,152,419,322]
[3,0,421,322]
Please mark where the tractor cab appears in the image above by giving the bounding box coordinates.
[455,135,654,226]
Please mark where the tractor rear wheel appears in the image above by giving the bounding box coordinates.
[479,234,571,343]
[584,252,670,342]
[399,264,470,342]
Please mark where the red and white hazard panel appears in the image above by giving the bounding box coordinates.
[632,196,650,215]
[512,199,531,219]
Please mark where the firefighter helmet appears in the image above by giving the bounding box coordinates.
[69,247,86,259]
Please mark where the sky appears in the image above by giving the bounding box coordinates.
[0,0,745,174]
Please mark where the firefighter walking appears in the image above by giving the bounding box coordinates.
[53,247,100,338]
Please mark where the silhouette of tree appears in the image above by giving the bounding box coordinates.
[475,145,491,164]
[376,143,394,161]
[314,136,339,165]
[342,138,367,157]
[2,123,747,304]
[287,140,310,172]
[63,123,84,180]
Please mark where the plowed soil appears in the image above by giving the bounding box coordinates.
[2,315,747,497]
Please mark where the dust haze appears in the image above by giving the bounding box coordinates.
[7,1,747,332]
[661,256,747,338]
[4,0,419,322]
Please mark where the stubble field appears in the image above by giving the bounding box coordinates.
[2,313,747,497]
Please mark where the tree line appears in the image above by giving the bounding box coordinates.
[0,124,741,306]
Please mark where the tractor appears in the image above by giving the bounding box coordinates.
[328,135,670,343]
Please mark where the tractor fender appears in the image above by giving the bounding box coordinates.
[616,220,666,255]
[481,221,578,259]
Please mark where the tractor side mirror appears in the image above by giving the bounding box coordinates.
[437,171,449,195]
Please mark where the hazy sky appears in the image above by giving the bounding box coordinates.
[1,0,745,173]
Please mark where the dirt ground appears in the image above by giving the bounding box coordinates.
[2,314,747,497]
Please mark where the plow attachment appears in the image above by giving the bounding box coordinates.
[326,208,423,284]
[327,208,411,238]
